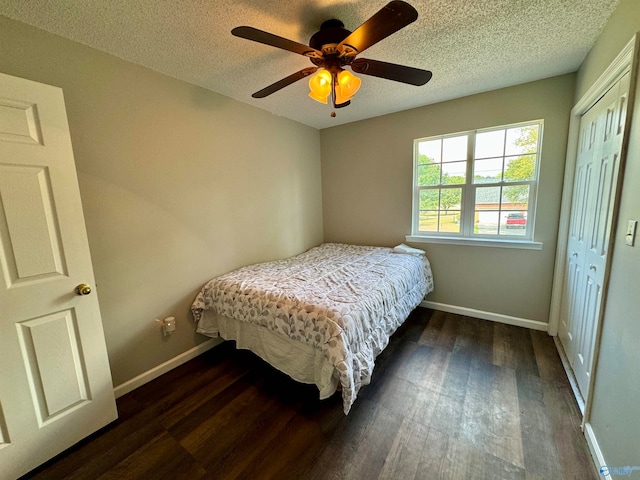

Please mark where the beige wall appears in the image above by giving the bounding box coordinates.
[0,16,323,386]
[321,75,575,323]
[574,0,640,469]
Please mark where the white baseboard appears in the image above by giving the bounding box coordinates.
[420,301,548,331]
[585,422,608,479]
[113,338,220,398]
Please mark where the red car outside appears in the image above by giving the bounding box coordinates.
[506,212,526,229]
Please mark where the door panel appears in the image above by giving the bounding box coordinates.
[0,164,67,283]
[0,72,117,479]
[16,309,90,425]
[0,98,43,145]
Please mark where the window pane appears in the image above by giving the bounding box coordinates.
[419,189,439,210]
[442,161,466,184]
[442,135,467,162]
[504,155,536,181]
[475,186,501,210]
[419,187,461,234]
[418,139,441,163]
[502,211,527,235]
[475,130,505,159]
[502,185,529,209]
[417,154,433,166]
[475,210,499,235]
[418,164,441,186]
[473,158,503,183]
[439,211,461,233]
[419,211,438,232]
[505,125,539,156]
[440,188,462,211]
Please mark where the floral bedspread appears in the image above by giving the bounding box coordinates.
[191,243,433,413]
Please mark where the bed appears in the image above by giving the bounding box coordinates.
[191,243,433,413]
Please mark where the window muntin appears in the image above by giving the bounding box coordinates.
[413,121,542,240]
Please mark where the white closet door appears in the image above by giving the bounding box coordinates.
[559,72,630,400]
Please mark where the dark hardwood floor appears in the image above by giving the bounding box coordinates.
[22,309,599,480]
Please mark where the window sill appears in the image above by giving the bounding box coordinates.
[405,235,543,250]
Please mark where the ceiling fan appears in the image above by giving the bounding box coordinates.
[231,0,432,112]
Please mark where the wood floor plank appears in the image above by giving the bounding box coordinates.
[195,403,298,479]
[414,427,450,479]
[461,358,524,468]
[471,316,495,365]
[235,405,334,480]
[516,370,563,479]
[409,347,451,427]
[378,416,430,480]
[304,397,380,480]
[451,314,480,359]
[371,336,418,381]
[167,370,265,451]
[175,374,303,478]
[417,309,447,346]
[542,383,599,480]
[57,420,169,480]
[397,307,434,343]
[370,374,422,417]
[442,434,526,480]
[95,432,206,480]
[342,404,405,479]
[423,351,471,437]
[530,330,568,384]
[433,313,461,350]
[492,323,539,375]
[393,343,434,385]
[416,346,451,394]
[157,354,256,430]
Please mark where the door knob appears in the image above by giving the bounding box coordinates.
[75,284,92,296]
[589,264,597,272]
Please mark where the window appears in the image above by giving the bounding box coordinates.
[411,120,543,244]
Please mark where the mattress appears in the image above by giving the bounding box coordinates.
[191,243,433,413]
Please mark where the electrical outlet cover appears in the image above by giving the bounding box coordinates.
[163,317,176,335]
[626,220,637,246]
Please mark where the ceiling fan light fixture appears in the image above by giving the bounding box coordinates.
[335,69,361,104]
[308,69,332,104]
[235,2,432,109]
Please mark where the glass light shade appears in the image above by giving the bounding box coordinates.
[308,69,332,104]
[335,70,361,104]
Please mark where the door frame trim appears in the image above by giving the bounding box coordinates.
[548,34,639,423]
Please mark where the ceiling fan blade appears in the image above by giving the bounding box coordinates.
[252,67,318,98]
[338,1,418,57]
[232,26,323,59]
[351,58,432,86]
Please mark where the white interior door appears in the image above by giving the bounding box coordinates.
[0,72,117,479]
[559,71,629,401]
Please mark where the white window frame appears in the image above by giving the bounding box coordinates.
[407,120,544,250]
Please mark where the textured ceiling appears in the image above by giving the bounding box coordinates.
[0,0,621,129]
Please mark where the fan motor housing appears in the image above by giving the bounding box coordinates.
[309,19,355,68]
[309,19,351,51]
